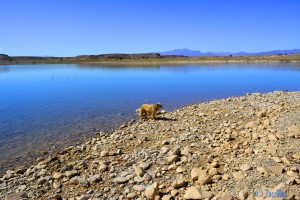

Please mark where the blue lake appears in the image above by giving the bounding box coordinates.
[1,63,300,172]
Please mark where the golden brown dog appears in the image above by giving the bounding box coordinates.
[136,103,163,120]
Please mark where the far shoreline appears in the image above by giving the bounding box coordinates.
[1,53,300,66]
[1,60,300,66]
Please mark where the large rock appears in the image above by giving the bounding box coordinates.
[197,174,212,185]
[145,182,159,200]
[184,186,213,199]
[172,174,186,188]
[191,168,206,181]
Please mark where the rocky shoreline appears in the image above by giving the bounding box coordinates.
[1,91,300,200]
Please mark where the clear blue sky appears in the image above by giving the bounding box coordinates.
[1,0,299,56]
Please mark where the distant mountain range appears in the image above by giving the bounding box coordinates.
[160,48,300,57]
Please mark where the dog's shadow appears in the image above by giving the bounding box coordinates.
[156,116,177,121]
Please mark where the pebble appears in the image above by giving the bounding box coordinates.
[133,184,146,191]
[88,174,101,183]
[127,192,137,199]
[162,194,173,200]
[139,162,151,170]
[65,170,78,178]
[100,150,109,157]
[18,185,26,191]
[53,172,63,179]
[166,155,179,164]
[176,167,185,173]
[232,172,245,181]
[134,166,146,177]
[270,166,283,175]
[99,164,108,172]
[114,176,128,184]
[292,153,300,160]
[257,167,269,176]
[240,164,252,171]
[268,134,278,141]
[271,157,282,163]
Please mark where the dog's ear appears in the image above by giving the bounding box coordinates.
[157,103,162,107]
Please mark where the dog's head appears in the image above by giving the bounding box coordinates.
[156,103,163,109]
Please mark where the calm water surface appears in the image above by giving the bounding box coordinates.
[1,63,300,173]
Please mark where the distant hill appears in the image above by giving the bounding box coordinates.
[1,52,300,64]
[0,53,166,62]
[160,49,300,57]
[0,54,10,61]
[0,53,187,63]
